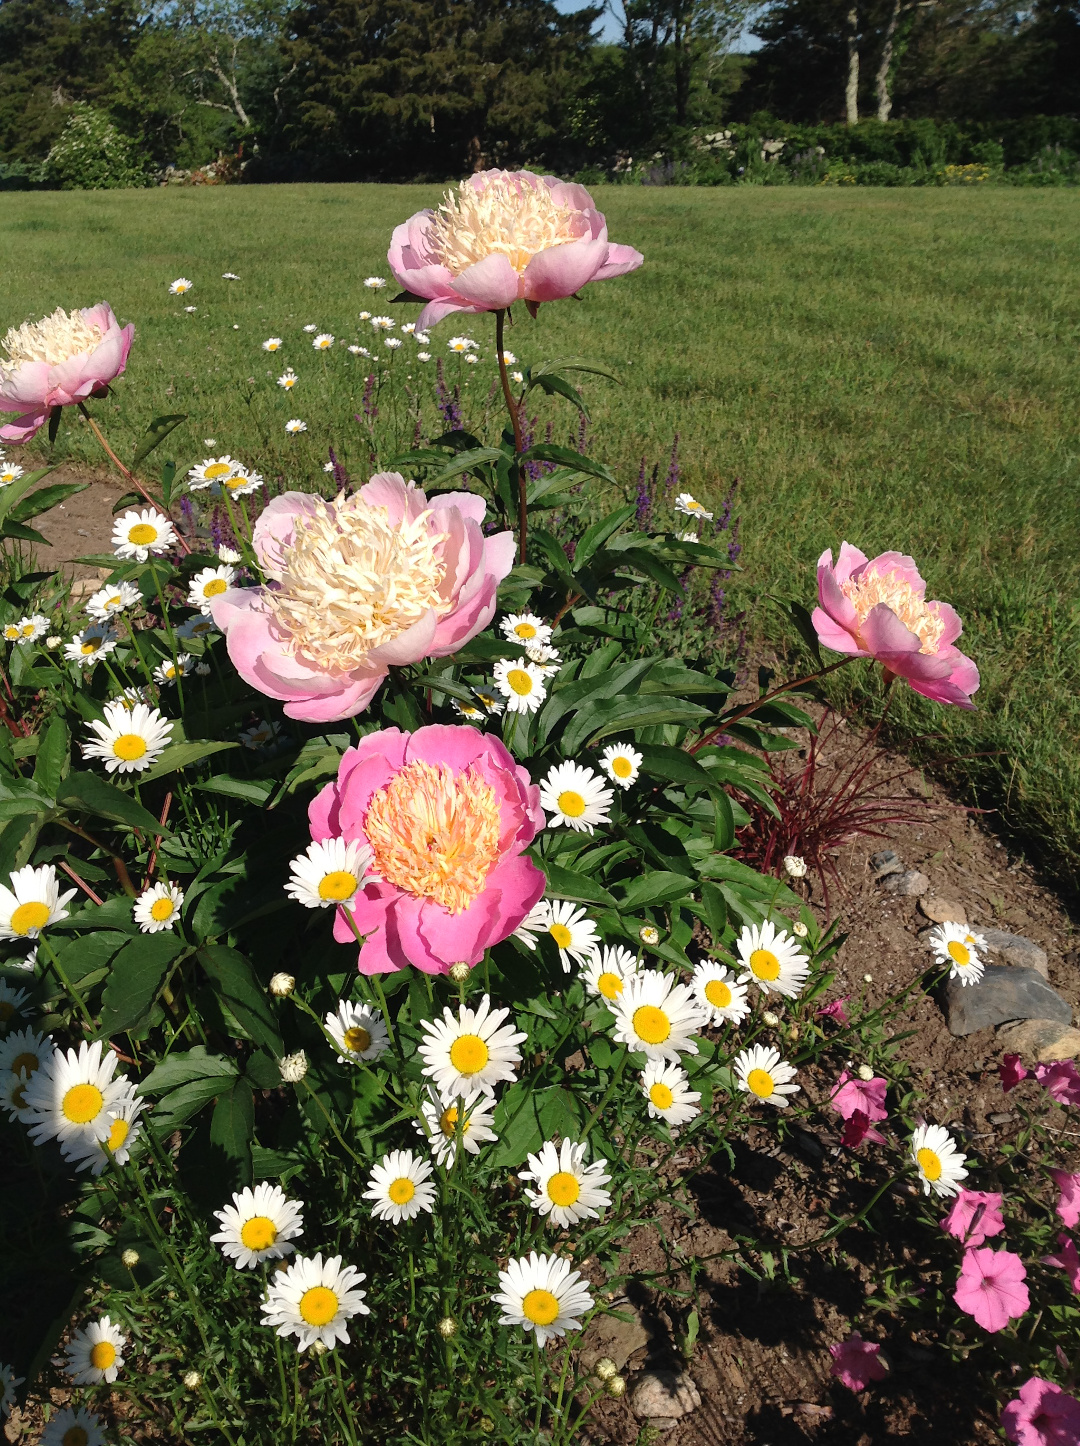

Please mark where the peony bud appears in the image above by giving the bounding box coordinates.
[279,1050,308,1083]
[448,962,471,985]
[269,972,295,997]
[783,855,807,879]
[437,1316,458,1339]
[121,1248,140,1268]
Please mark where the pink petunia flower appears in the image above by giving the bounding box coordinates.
[1002,1376,1080,1446]
[953,1247,1029,1333]
[830,1070,888,1122]
[0,303,134,443]
[812,544,979,709]
[941,1188,1005,1248]
[1000,1053,1030,1092]
[307,724,546,976]
[841,1110,885,1148]
[816,997,849,1025]
[1043,1233,1080,1294]
[209,474,514,722]
[828,1332,888,1392]
[1035,1062,1080,1108]
[387,170,643,330]
[1050,1170,1080,1229]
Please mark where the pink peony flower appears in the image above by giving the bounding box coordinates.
[941,1188,1005,1248]
[812,544,979,709]
[1003,1376,1080,1445]
[830,1069,888,1122]
[1001,1053,1030,1092]
[0,303,133,443]
[828,1332,888,1392]
[308,724,546,976]
[1051,1170,1080,1229]
[209,474,514,722]
[1043,1233,1080,1294]
[1035,1062,1080,1108]
[388,170,644,330]
[816,997,849,1025]
[953,1247,1029,1332]
[841,1110,884,1148]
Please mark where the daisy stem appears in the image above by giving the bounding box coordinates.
[494,309,527,562]
[38,932,95,1030]
[580,1047,629,1142]
[532,1336,545,1433]
[121,614,157,690]
[331,1350,360,1444]
[148,566,186,714]
[298,1075,366,1167]
[220,489,256,568]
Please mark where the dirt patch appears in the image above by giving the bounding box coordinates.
[25,465,127,579]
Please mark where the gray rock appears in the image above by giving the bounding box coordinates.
[942,965,1071,1036]
[630,1370,701,1424]
[996,1018,1080,1063]
[578,1299,650,1373]
[977,928,1049,979]
[871,849,903,880]
[880,869,929,897]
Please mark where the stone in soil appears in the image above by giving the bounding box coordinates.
[879,868,929,897]
[996,1018,1080,1063]
[577,1298,650,1373]
[977,927,1050,979]
[942,965,1072,1037]
[870,849,903,880]
[918,896,967,925]
[630,1369,701,1426]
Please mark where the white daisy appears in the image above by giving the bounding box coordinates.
[280,1050,308,1083]
[365,276,386,290]
[83,700,173,774]
[464,353,478,365]
[9,943,37,971]
[132,882,184,932]
[520,1139,612,1228]
[416,1087,497,1165]
[112,508,176,561]
[733,1043,800,1108]
[447,336,476,352]
[416,351,431,362]
[220,466,263,498]
[0,1067,34,1124]
[692,961,750,1025]
[611,970,706,1062]
[223,272,240,280]
[0,465,25,487]
[184,305,197,313]
[17,614,48,642]
[358,311,372,320]
[285,419,307,434]
[187,564,236,614]
[312,333,334,351]
[524,643,561,674]
[545,900,601,972]
[599,742,642,790]
[347,345,370,356]
[23,1039,127,1153]
[501,613,552,647]
[929,922,987,987]
[286,837,376,909]
[187,455,240,490]
[539,761,614,834]
[85,581,140,622]
[0,864,76,940]
[261,1252,369,1351]
[0,1024,51,1085]
[153,654,193,686]
[493,1252,594,1348]
[67,1089,146,1174]
[63,624,118,665]
[41,1406,106,1446]
[240,718,284,750]
[303,323,319,332]
[513,898,551,949]
[324,1000,389,1064]
[581,945,640,1003]
[452,699,485,721]
[0,979,31,1027]
[675,492,713,520]
[418,994,526,1099]
[218,544,242,563]
[384,337,402,350]
[492,657,547,714]
[0,622,21,642]
[414,331,430,344]
[1,1360,23,1417]
[64,1316,126,1385]
[511,370,524,383]
[176,614,217,642]
[641,1060,701,1128]
[501,350,517,365]
[262,337,283,351]
[168,278,193,294]
[363,1149,436,1224]
[911,1123,968,1198]
[473,688,504,716]
[212,1182,305,1269]
[735,919,811,999]
[277,369,298,389]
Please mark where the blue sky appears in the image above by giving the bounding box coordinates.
[552,0,764,49]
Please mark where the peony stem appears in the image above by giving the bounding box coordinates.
[688,654,857,755]
[494,309,527,564]
[78,402,192,556]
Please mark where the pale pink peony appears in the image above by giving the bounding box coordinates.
[308,724,546,976]
[209,474,514,722]
[812,544,979,709]
[830,1070,888,1122]
[388,170,644,330]
[828,1332,887,1392]
[1003,1376,1080,1445]
[941,1188,1006,1248]
[953,1247,1029,1332]
[0,303,134,443]
[1043,1233,1080,1293]
[1051,1170,1080,1229]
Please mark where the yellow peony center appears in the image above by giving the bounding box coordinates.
[506,668,533,696]
[319,870,358,902]
[128,523,157,546]
[449,1033,489,1076]
[343,1025,371,1054]
[203,578,228,597]
[388,1177,415,1205]
[705,979,732,1009]
[12,1051,40,1075]
[1,306,103,369]
[107,1117,131,1151]
[241,1216,278,1251]
[204,462,232,480]
[514,622,537,639]
[746,1068,775,1099]
[633,1005,670,1045]
[521,1287,561,1326]
[63,1083,104,1124]
[557,790,585,818]
[113,734,147,762]
[597,972,623,1000]
[749,948,780,981]
[150,896,175,921]
[62,1428,89,1446]
[364,759,501,914]
[839,561,946,656]
[430,175,581,278]
[611,756,633,779]
[546,1171,580,1207]
[439,1105,460,1137]
[299,1285,338,1326]
[89,1340,117,1371]
[10,900,50,935]
[649,1082,674,1110]
[947,940,970,967]
[917,1147,942,1181]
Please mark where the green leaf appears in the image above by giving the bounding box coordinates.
[9,482,87,522]
[98,934,183,1036]
[528,356,620,385]
[140,1047,239,1095]
[518,444,615,485]
[33,717,69,797]
[55,772,168,836]
[783,598,824,667]
[639,744,725,794]
[428,447,505,486]
[46,931,128,993]
[152,1075,235,1130]
[0,467,56,523]
[618,871,696,910]
[132,414,187,467]
[0,520,49,545]
[615,547,686,596]
[136,740,238,784]
[193,775,275,806]
[697,881,728,947]
[562,696,712,755]
[542,860,617,908]
[530,372,590,418]
[210,1078,255,1185]
[198,946,283,1053]
[574,504,636,570]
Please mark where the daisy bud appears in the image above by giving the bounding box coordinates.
[121,1248,140,1268]
[762,1010,780,1027]
[858,1064,875,1081]
[47,635,62,648]
[594,1357,618,1381]
[606,1375,627,1399]
[480,1420,494,1434]
[437,1316,458,1339]
[448,962,471,985]
[792,921,809,938]
[863,973,873,983]
[269,972,295,998]
[783,855,807,878]
[639,925,660,945]
[788,1024,800,1040]
[279,1050,308,1083]
[183,1370,201,1390]
[313,1340,329,1356]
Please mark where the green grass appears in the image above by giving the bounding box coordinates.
[3,184,1080,880]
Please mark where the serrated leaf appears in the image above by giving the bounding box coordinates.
[132,414,187,467]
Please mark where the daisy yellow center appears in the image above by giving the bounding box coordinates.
[633,1005,670,1045]
[746,1068,775,1098]
[364,760,501,913]
[203,578,228,597]
[947,940,971,967]
[597,972,623,1000]
[3,627,18,639]
[128,523,158,546]
[521,1288,561,1326]
[62,1428,89,1446]
[388,1177,415,1204]
[839,562,946,656]
[319,870,358,902]
[266,492,449,673]
[917,1147,942,1181]
[449,1033,489,1076]
[0,1001,14,1021]
[557,790,586,818]
[431,175,580,278]
[81,639,102,654]
[20,623,35,635]
[749,948,780,981]
[204,462,232,480]
[1,307,103,370]
[705,979,732,1008]
[106,596,122,609]
[89,1340,117,1370]
[546,1171,580,1206]
[549,923,572,949]
[224,475,251,491]
[514,622,537,639]
[12,1051,40,1075]
[649,1082,674,1110]
[686,500,704,512]
[11,1080,27,1108]
[299,1285,338,1326]
[241,1216,278,1251]
[113,734,147,761]
[10,900,50,935]
[439,1105,460,1137]
[343,1025,372,1054]
[107,1117,131,1150]
[506,668,533,696]
[149,896,175,921]
[63,1082,104,1123]
[611,756,633,779]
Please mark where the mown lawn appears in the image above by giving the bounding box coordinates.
[3,183,1079,881]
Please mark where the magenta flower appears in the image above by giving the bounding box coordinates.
[841,1110,884,1148]
[830,1069,888,1122]
[1051,1170,1080,1229]
[1000,1053,1030,1092]
[941,1188,1005,1248]
[812,544,979,709]
[1043,1233,1080,1294]
[209,474,514,722]
[308,724,545,976]
[388,170,643,330]
[1035,1062,1080,1108]
[828,1332,887,1392]
[0,303,133,443]
[816,997,849,1025]
[1003,1376,1080,1445]
[953,1247,1029,1332]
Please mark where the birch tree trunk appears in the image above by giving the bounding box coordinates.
[845,5,860,125]
[875,0,904,121]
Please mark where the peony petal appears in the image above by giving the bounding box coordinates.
[522,237,610,303]
[449,252,523,309]
[592,242,645,281]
